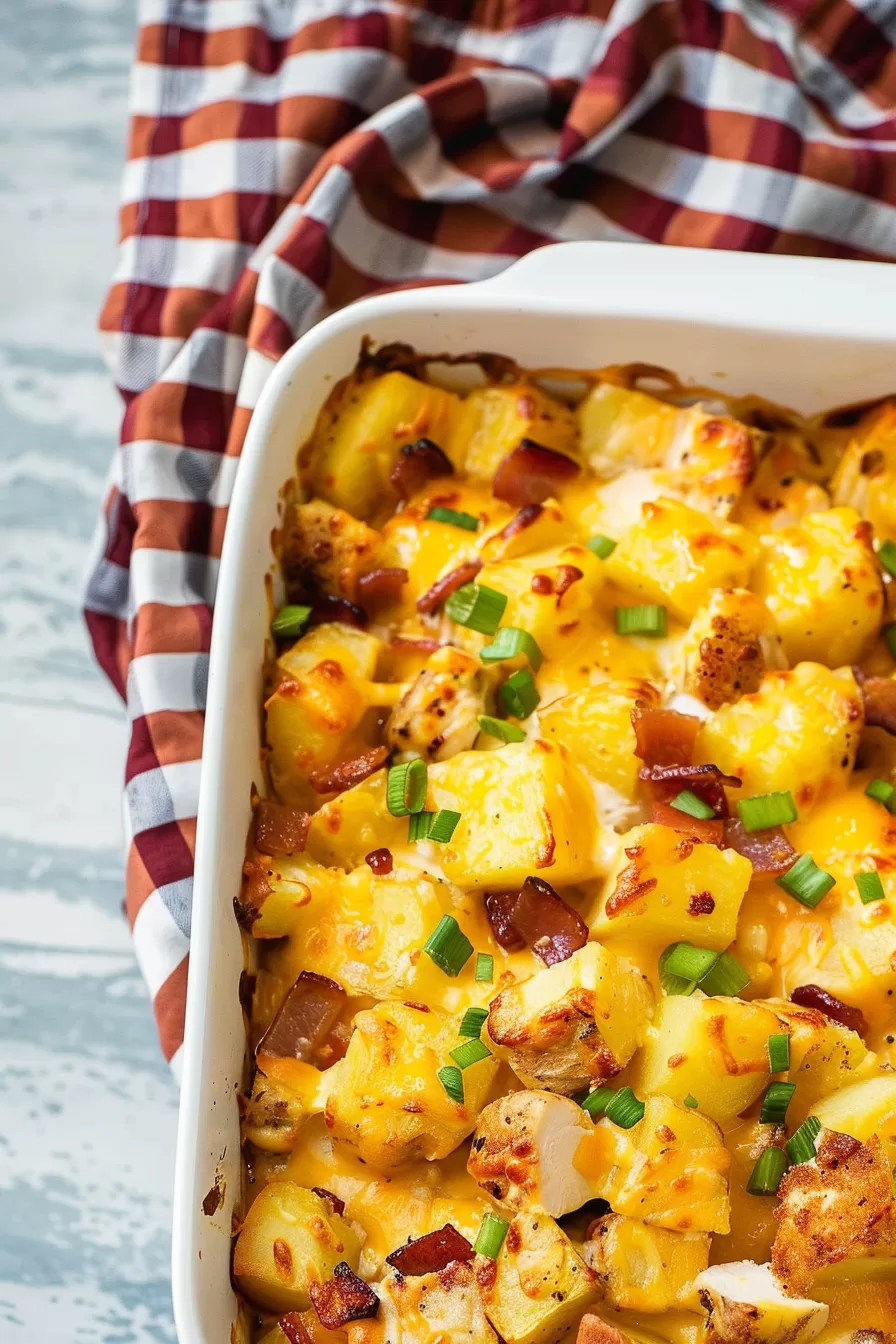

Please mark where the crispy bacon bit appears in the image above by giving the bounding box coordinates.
[257,971,347,1065]
[385,1224,474,1276]
[390,437,454,500]
[278,1314,312,1344]
[632,706,701,767]
[857,674,896,735]
[416,559,483,614]
[365,847,394,876]
[485,876,588,967]
[309,593,368,628]
[254,799,311,856]
[497,502,543,540]
[493,439,581,507]
[640,762,741,817]
[791,984,868,1037]
[311,1263,379,1329]
[357,567,409,607]
[722,818,797,875]
[390,635,442,654]
[312,1187,346,1216]
[308,745,389,796]
[651,800,724,845]
[688,891,715,915]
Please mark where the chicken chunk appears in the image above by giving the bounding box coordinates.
[675,588,786,711]
[347,1262,497,1344]
[467,1091,594,1216]
[386,645,490,762]
[695,1261,828,1344]
[282,497,383,601]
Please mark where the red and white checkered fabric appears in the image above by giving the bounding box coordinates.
[87,0,896,1069]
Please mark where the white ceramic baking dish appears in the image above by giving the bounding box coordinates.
[171,240,896,1343]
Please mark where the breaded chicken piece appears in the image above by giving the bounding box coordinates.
[386,645,491,761]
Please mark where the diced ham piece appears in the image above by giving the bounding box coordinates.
[256,971,347,1065]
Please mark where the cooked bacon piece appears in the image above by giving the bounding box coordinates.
[651,800,724,846]
[485,876,589,967]
[640,762,741,817]
[493,439,580,507]
[790,984,868,1037]
[357,567,409,607]
[390,437,454,500]
[722,818,797,875]
[256,971,347,1065]
[390,635,442,654]
[416,559,483,614]
[496,501,544,540]
[309,593,368,628]
[385,1224,474,1276]
[308,746,389,795]
[365,847,394,875]
[253,800,311,856]
[278,1314,312,1344]
[312,1187,346,1216]
[857,673,896,734]
[311,1263,379,1329]
[631,706,701,767]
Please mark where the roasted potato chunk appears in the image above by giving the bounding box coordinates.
[242,1067,307,1153]
[386,645,490,762]
[453,383,579,483]
[813,1074,896,1163]
[695,1261,828,1344]
[475,543,603,661]
[282,498,383,600]
[347,1262,497,1344]
[829,399,896,540]
[584,1214,709,1312]
[674,588,786,710]
[478,1211,600,1344]
[467,1090,594,1216]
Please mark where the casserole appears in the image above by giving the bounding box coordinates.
[172,242,896,1344]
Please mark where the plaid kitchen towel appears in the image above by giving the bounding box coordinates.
[86,0,896,1070]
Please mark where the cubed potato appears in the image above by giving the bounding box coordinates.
[732,431,831,536]
[347,1263,497,1344]
[539,679,660,809]
[260,1314,347,1344]
[584,1214,710,1312]
[386,646,490,762]
[451,383,579,483]
[282,498,383,601]
[576,1096,731,1233]
[233,1183,362,1313]
[305,772,406,870]
[242,852,332,940]
[476,543,603,662]
[830,400,896,540]
[478,498,571,562]
[712,1121,781,1268]
[309,371,461,519]
[673,588,787,710]
[588,824,752,954]
[427,740,603,889]
[604,498,758,621]
[627,995,778,1127]
[242,1067,307,1153]
[751,508,883,666]
[695,1262,828,1344]
[694,663,862,814]
[814,1075,896,1164]
[486,942,654,1094]
[467,1090,595,1217]
[324,1001,499,1168]
[478,1211,600,1344]
[759,999,878,1127]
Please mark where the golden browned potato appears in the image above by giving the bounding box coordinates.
[346,1263,497,1344]
[584,1214,709,1313]
[282,497,383,600]
[478,1210,600,1344]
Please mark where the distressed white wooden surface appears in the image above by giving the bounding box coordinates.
[0,3,179,1339]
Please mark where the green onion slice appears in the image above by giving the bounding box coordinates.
[477,714,525,743]
[271,604,312,639]
[885,623,896,660]
[776,853,836,909]
[605,1087,645,1129]
[581,1086,616,1119]
[480,626,544,672]
[499,668,539,720]
[428,809,461,844]
[459,1007,489,1039]
[879,539,896,578]
[866,778,896,810]
[615,605,667,638]
[760,1081,797,1125]
[426,506,479,531]
[474,1213,509,1259]
[684,1094,698,1108]
[856,870,886,905]
[699,950,751,997]
[445,583,507,635]
[736,791,798,832]
[424,915,473,977]
[767,1033,790,1073]
[587,535,617,560]
[661,942,720,985]
[449,1037,492,1069]
[786,1115,821,1165]
[670,790,716,821]
[387,759,428,817]
[438,1065,464,1104]
[408,811,434,842]
[747,1147,788,1196]
[475,953,494,983]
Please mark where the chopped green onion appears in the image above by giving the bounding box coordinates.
[786,1116,821,1165]
[450,1037,492,1069]
[699,950,751,997]
[879,539,896,578]
[445,583,507,635]
[767,1033,790,1073]
[885,623,896,660]
[684,1094,698,1108]
[587,535,617,560]
[747,1147,788,1196]
[387,759,428,817]
[474,1213,509,1259]
[605,1087,645,1129]
[459,1007,489,1039]
[438,1065,464,1104]
[670,790,716,821]
[475,953,494,983]
[271,604,312,639]
[736,791,798,832]
[408,811,434,842]
[428,809,461,844]
[477,714,525,743]
[499,669,539,720]
[760,1081,797,1125]
[581,1086,616,1119]
[866,778,896,810]
[661,942,720,985]
[776,853,836,909]
[856,870,886,905]
[427,506,479,532]
[480,626,544,672]
[615,605,667,638]
[424,915,473,977]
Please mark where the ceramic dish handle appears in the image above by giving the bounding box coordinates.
[476,241,643,302]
